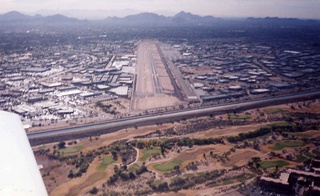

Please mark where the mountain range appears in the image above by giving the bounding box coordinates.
[0,11,316,26]
[0,11,222,26]
[0,11,80,23]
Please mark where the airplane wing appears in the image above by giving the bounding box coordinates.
[0,111,48,196]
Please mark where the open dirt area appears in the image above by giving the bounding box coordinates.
[51,158,107,196]
[79,124,173,154]
[132,40,185,111]
[48,124,172,195]
[184,122,274,139]
[99,98,130,114]
[221,149,259,167]
[34,99,320,195]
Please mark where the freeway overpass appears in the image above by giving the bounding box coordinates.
[28,90,320,146]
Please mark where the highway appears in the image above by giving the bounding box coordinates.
[27,90,320,141]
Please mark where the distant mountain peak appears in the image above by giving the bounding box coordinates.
[4,11,22,15]
[1,11,31,20]
[0,10,82,23]
[176,11,194,16]
[174,11,198,18]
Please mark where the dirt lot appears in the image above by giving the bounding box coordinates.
[41,123,173,195]
[99,98,130,114]
[184,122,273,139]
[36,99,320,195]
[221,149,259,167]
[80,123,173,154]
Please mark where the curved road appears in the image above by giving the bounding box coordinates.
[28,90,320,140]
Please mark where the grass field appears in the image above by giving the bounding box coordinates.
[128,164,139,173]
[249,133,271,141]
[208,182,220,187]
[152,180,163,187]
[265,122,292,128]
[264,108,288,114]
[285,132,311,138]
[223,179,234,185]
[96,156,115,171]
[237,177,246,182]
[270,141,305,151]
[208,179,235,188]
[260,160,290,169]
[237,173,256,182]
[153,158,183,172]
[59,146,84,155]
[312,150,320,156]
[229,114,251,120]
[296,155,308,162]
[304,152,315,158]
[184,173,194,178]
[140,148,161,162]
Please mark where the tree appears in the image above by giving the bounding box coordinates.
[158,182,169,191]
[58,141,66,149]
[137,140,145,149]
[251,157,261,163]
[114,165,119,174]
[111,151,118,161]
[129,172,136,179]
[68,170,74,178]
[114,145,120,151]
[89,186,98,195]
[174,165,180,171]
[186,162,198,170]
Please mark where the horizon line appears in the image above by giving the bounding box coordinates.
[1,10,320,21]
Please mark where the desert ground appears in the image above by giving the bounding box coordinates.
[34,99,320,195]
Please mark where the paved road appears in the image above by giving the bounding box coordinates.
[28,90,320,140]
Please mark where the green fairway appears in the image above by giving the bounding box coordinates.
[140,148,161,162]
[153,158,183,172]
[208,182,220,187]
[128,164,139,173]
[222,179,234,185]
[296,155,307,162]
[237,173,256,182]
[264,108,288,114]
[184,173,194,178]
[270,141,305,151]
[152,180,163,187]
[304,152,315,158]
[248,133,271,141]
[58,146,84,155]
[260,160,290,169]
[229,114,251,120]
[312,150,320,156]
[265,122,292,128]
[96,156,115,171]
[285,132,314,138]
[237,177,246,182]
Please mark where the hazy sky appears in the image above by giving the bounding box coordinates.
[1,0,320,19]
